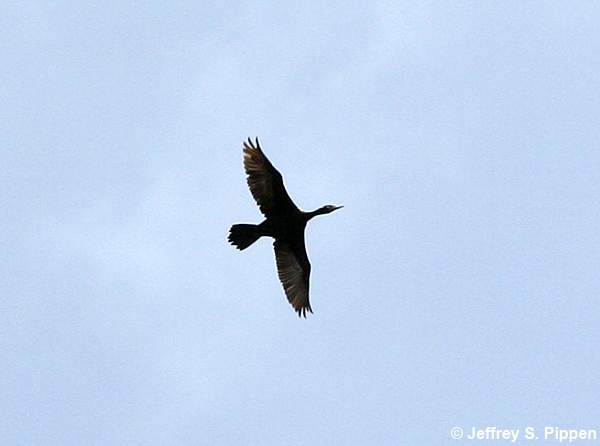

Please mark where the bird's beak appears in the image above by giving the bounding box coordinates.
[332,205,344,211]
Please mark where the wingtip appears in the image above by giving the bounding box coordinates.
[243,137,261,152]
[295,305,312,318]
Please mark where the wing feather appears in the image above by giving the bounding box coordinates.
[242,138,298,217]
[274,240,312,317]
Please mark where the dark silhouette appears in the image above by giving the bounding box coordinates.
[228,138,343,317]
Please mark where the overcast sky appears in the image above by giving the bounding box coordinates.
[2,2,600,445]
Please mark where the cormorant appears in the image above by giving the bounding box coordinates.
[228,138,343,317]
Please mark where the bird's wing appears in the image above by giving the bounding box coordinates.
[243,138,299,217]
[274,239,312,317]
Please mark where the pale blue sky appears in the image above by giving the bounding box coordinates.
[2,2,600,445]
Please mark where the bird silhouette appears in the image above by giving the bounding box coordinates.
[228,138,343,317]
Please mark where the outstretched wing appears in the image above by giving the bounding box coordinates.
[274,240,312,317]
[243,138,298,217]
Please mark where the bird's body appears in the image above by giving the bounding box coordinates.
[228,138,342,317]
[260,212,305,240]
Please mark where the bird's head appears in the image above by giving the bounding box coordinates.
[308,204,343,219]
[321,204,344,214]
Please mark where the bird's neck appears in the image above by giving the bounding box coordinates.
[304,207,327,221]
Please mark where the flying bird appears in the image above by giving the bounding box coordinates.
[228,138,343,317]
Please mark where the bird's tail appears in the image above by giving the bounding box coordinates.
[228,224,261,250]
